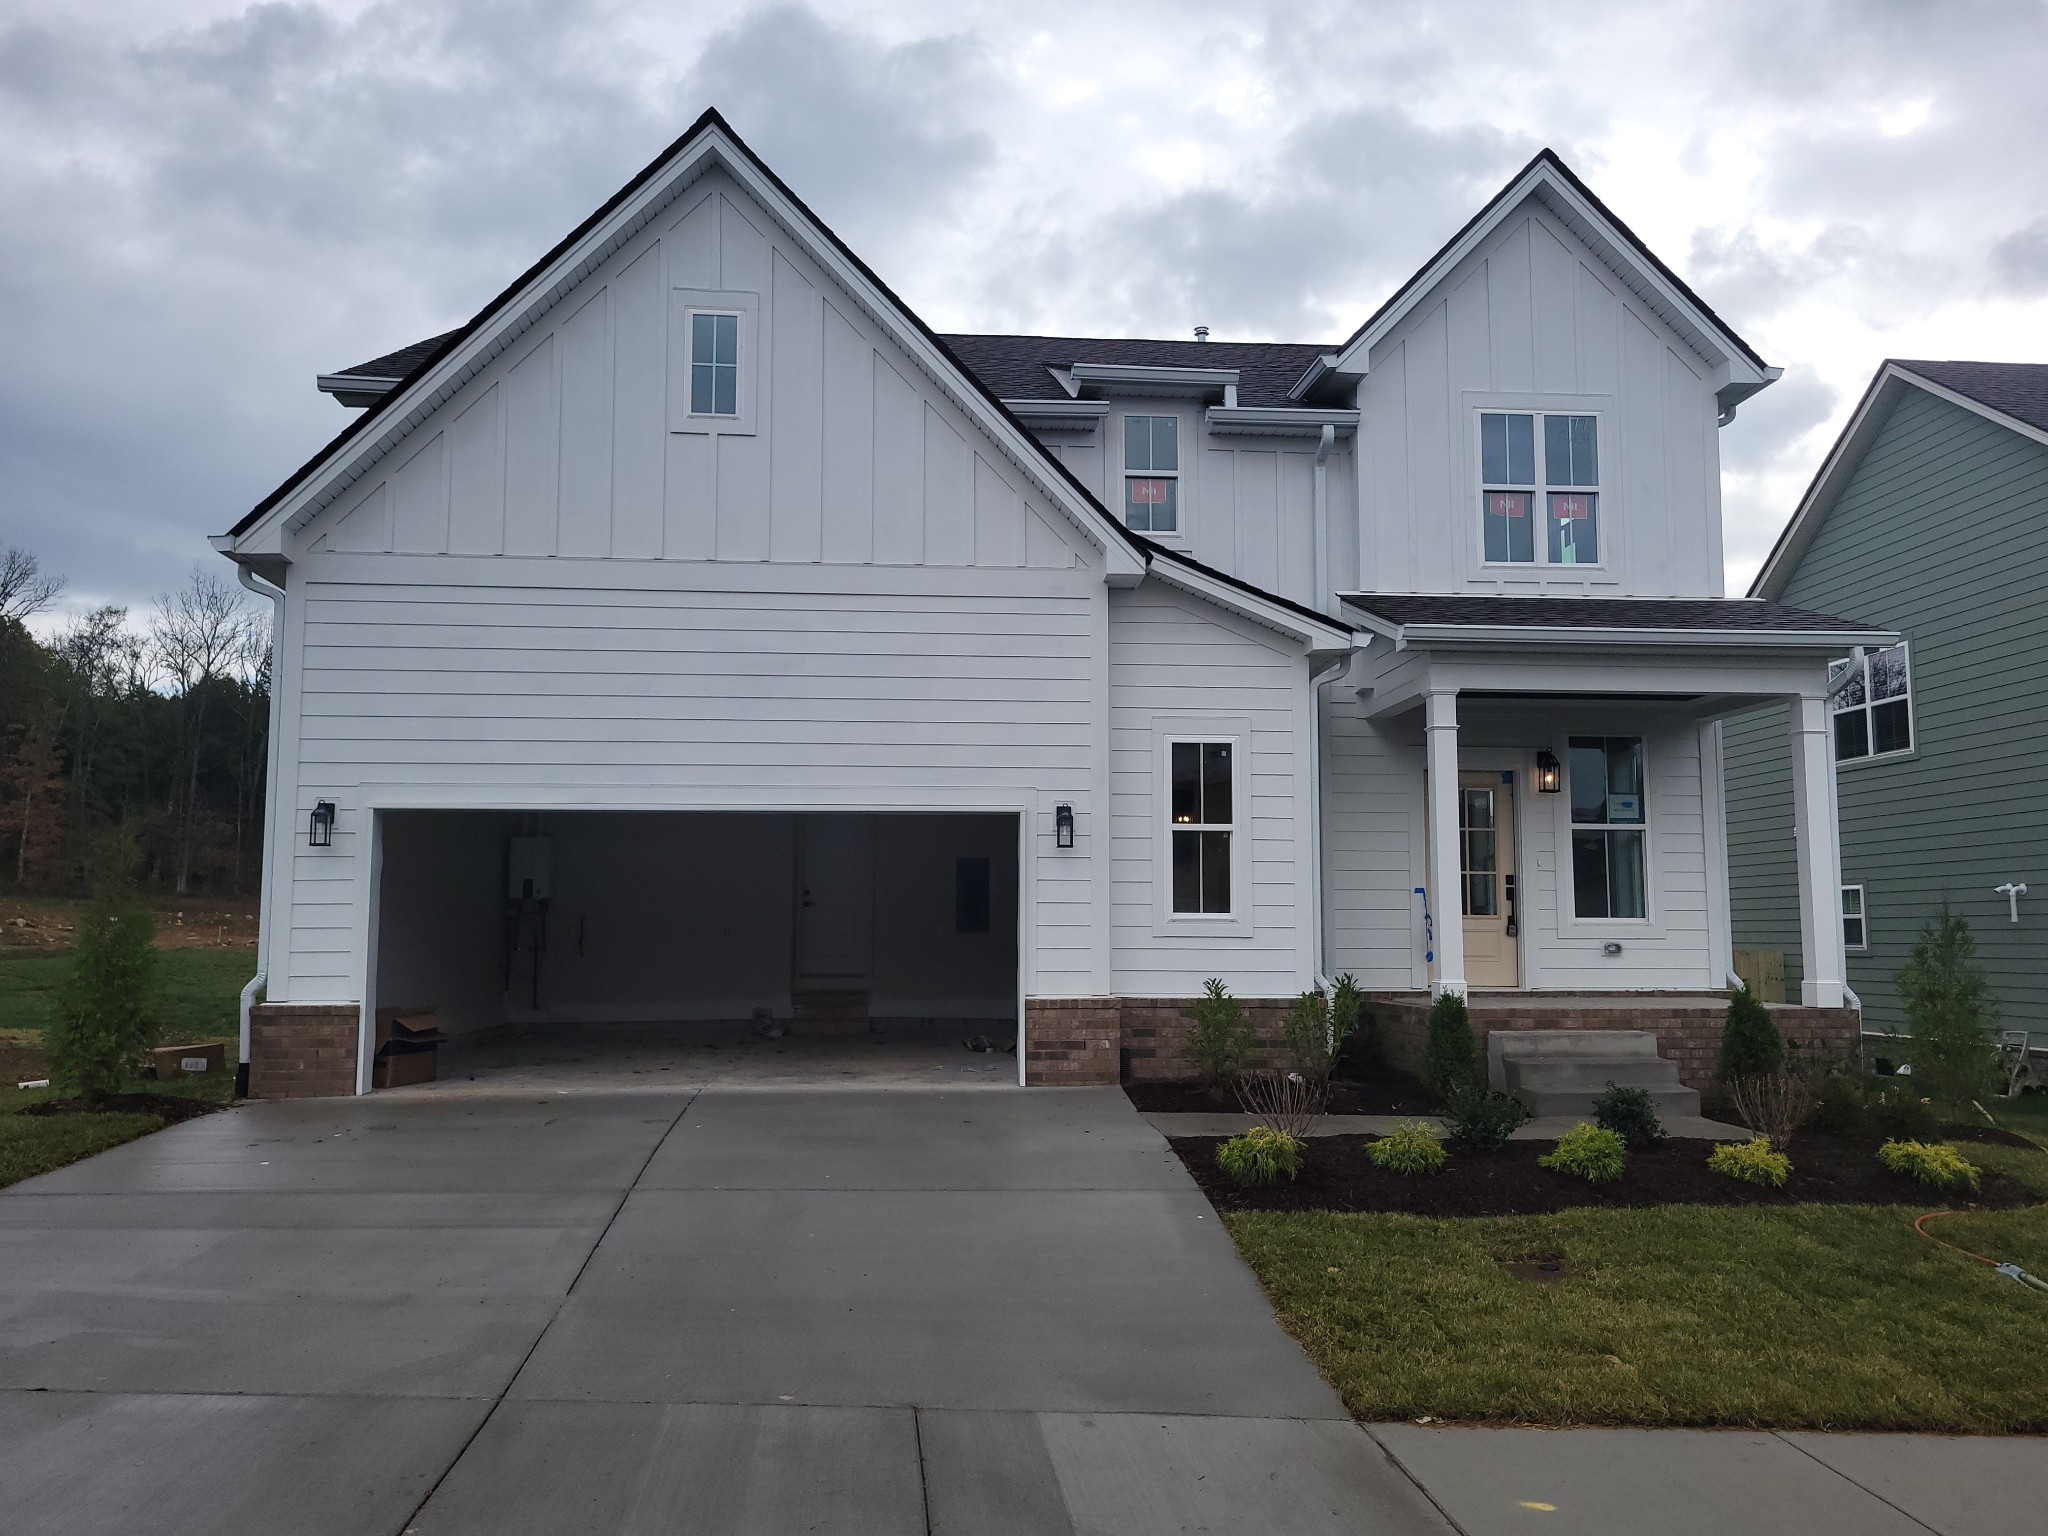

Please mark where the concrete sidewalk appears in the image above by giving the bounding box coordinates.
[0,1080,2040,1534]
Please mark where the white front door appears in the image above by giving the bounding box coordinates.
[795,814,874,987]
[1459,771,1520,989]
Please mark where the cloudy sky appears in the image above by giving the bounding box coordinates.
[5,0,2047,622]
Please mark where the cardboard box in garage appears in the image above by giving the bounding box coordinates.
[153,1041,226,1079]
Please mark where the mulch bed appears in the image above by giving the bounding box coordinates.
[1170,1131,2040,1217]
[18,1093,221,1124]
[1126,1073,1436,1116]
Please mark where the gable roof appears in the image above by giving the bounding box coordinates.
[1751,359,2048,600]
[1324,149,1777,416]
[221,108,1350,651]
[939,334,1329,408]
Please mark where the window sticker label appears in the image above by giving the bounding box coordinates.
[1129,478,1169,505]
[1551,493,1592,520]
[1487,491,1528,518]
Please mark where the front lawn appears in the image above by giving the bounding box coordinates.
[0,946,249,1043]
[1227,1197,2048,1431]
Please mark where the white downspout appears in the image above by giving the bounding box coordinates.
[1313,423,1336,617]
[1307,647,1352,991]
[235,563,286,1098]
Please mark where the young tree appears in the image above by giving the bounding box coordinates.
[48,848,158,1103]
[1895,903,1998,1114]
[1717,983,1785,1082]
[1423,992,1483,1102]
[1185,978,1256,1088]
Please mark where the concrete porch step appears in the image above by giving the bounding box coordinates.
[1515,1084,1703,1119]
[1507,1059,1684,1092]
[1492,1028,1700,1121]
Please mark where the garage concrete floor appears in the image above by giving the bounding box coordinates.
[1,1081,2038,1534]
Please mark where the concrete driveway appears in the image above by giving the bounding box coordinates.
[0,1079,1447,1534]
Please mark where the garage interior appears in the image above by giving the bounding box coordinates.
[371,810,1021,1086]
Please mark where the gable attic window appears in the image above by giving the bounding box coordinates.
[1124,415,1180,534]
[1831,642,1912,761]
[1481,411,1601,565]
[690,312,740,416]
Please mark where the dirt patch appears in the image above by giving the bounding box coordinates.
[0,895,257,952]
[1126,1072,1437,1116]
[1945,1123,2042,1150]
[18,1093,222,1124]
[1169,1131,2039,1217]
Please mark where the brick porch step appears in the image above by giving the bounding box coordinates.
[1490,1029,1701,1121]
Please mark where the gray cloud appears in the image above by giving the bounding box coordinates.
[1990,218,2048,298]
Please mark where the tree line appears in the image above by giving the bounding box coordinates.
[0,546,270,897]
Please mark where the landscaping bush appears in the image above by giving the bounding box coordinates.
[1803,1070,1870,1138]
[1185,978,1256,1088]
[1707,1136,1791,1188]
[1717,984,1785,1082]
[1365,1120,1447,1175]
[1443,1085,1531,1149]
[1423,992,1482,1102]
[1329,973,1366,1071]
[1282,986,1334,1083]
[1235,1069,1326,1139]
[47,865,158,1105]
[1803,1071,1941,1142]
[1216,1126,1303,1186]
[1895,905,1999,1115]
[1593,1082,1667,1148]
[1727,1068,1814,1145]
[1877,1139,1980,1193]
[1538,1122,1627,1182]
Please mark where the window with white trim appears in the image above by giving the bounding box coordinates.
[1124,415,1180,534]
[1569,736,1646,919]
[689,311,740,416]
[1842,883,1867,951]
[1169,740,1232,914]
[1481,411,1601,565]
[1830,642,1912,761]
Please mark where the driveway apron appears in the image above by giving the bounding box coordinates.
[0,1081,1449,1535]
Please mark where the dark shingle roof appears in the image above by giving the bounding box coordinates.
[1892,360,2048,436]
[1341,594,1881,633]
[332,330,463,380]
[937,334,1330,408]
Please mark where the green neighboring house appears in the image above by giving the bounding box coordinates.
[1725,360,2048,1040]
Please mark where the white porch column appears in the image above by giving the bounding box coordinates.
[1424,688,1466,997]
[1790,692,1847,1008]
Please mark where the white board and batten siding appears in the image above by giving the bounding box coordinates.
[1355,201,1724,599]
[272,166,1126,1006]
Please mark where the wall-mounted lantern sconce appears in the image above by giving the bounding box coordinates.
[1055,803,1075,849]
[1535,750,1562,794]
[309,800,336,848]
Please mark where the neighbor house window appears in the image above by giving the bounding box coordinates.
[1481,411,1600,565]
[1124,415,1180,534]
[1169,740,1232,914]
[1569,736,1646,919]
[1842,883,1867,951]
[689,311,740,415]
[1831,642,1912,761]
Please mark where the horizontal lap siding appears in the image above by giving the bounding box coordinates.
[282,568,1102,999]
[1322,697,1422,987]
[1107,585,1310,997]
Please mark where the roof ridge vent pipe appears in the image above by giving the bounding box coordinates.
[1194,325,1209,342]
[234,563,287,1098]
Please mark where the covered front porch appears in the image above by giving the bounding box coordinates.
[1339,595,1900,1011]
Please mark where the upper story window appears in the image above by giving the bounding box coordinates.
[1481,411,1600,566]
[689,312,740,416]
[1841,883,1868,951]
[1831,642,1912,761]
[1124,415,1180,534]
[1569,735,1646,919]
[1169,739,1232,915]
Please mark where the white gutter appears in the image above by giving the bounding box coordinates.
[1369,623,1900,652]
[234,562,287,1097]
[1312,424,1336,618]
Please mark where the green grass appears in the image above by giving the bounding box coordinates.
[0,947,247,1043]
[0,1109,165,1188]
[1225,1161,2048,1431]
[1988,1092,2048,1147]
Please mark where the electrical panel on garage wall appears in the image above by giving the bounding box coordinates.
[508,837,552,900]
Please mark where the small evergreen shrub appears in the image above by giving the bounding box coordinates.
[1216,1126,1304,1186]
[1283,987,1337,1084]
[1866,1080,1941,1142]
[1592,1082,1667,1148]
[1328,974,1365,1070]
[1895,904,1999,1114]
[1185,978,1256,1088]
[1717,984,1785,1082]
[1802,1071,1870,1138]
[1877,1139,1980,1193]
[48,863,158,1104]
[1365,1120,1447,1175]
[1443,1085,1531,1149]
[1538,1122,1627,1183]
[1707,1136,1791,1188]
[1423,992,1482,1102]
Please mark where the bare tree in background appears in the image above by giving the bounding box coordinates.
[0,547,67,625]
[150,569,253,894]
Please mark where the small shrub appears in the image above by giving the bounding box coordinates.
[1185,978,1255,1088]
[1895,905,1999,1114]
[1877,1139,1980,1193]
[1235,1069,1326,1139]
[48,863,158,1105]
[1329,974,1365,1070]
[1726,1067,1814,1146]
[1423,992,1482,1102]
[1707,1136,1791,1188]
[1717,984,1785,1082]
[1538,1122,1627,1183]
[1217,1126,1304,1186]
[1866,1080,1941,1142]
[1283,987,1337,1084]
[1365,1120,1447,1175]
[1593,1082,1667,1148]
[1802,1071,1869,1138]
[1443,1085,1531,1149]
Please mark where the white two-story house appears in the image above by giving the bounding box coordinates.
[216,110,1885,1095]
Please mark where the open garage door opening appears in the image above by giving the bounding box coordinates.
[369,810,1021,1089]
